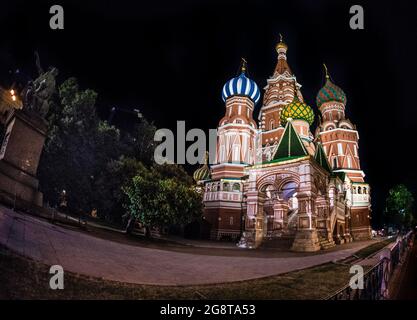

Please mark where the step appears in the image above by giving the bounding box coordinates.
[261,236,294,249]
[319,239,336,250]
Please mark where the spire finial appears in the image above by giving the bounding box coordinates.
[276,33,288,53]
[204,151,209,164]
[323,63,330,79]
[241,57,247,73]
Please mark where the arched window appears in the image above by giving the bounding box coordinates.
[229,216,234,225]
[223,182,230,191]
[232,183,240,192]
[269,119,275,130]
[358,186,362,194]
[363,187,367,194]
[333,157,338,169]
[280,182,297,201]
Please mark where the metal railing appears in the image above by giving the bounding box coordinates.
[326,257,390,300]
[326,231,414,300]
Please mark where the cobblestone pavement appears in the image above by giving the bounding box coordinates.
[0,205,376,285]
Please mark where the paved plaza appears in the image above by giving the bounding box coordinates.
[0,205,375,285]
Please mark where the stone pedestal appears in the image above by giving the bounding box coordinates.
[351,227,372,240]
[291,229,321,252]
[290,193,321,252]
[0,109,47,207]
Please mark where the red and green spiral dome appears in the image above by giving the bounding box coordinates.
[316,78,347,107]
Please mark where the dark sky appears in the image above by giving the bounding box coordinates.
[1,0,416,226]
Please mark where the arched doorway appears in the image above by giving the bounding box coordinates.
[279,181,298,229]
[262,184,276,237]
[261,180,299,237]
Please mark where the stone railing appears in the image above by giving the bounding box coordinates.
[352,193,370,206]
[204,191,242,202]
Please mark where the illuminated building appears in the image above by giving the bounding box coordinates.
[194,37,371,251]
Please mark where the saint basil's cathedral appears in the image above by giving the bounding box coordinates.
[193,36,372,251]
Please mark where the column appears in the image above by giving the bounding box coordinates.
[291,191,321,252]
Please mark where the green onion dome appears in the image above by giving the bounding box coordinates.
[316,78,346,107]
[280,90,315,126]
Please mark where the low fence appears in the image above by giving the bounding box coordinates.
[326,231,414,300]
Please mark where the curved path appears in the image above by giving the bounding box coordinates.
[0,206,374,285]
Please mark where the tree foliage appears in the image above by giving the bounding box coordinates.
[123,164,203,232]
[38,78,156,218]
[37,76,200,232]
[92,157,147,223]
[384,184,415,228]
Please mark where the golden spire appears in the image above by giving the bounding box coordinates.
[276,33,288,52]
[241,57,247,73]
[323,63,330,79]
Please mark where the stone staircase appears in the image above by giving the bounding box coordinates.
[318,235,336,250]
[287,209,298,231]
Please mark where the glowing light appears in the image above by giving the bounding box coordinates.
[10,89,15,95]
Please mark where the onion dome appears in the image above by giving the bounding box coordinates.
[193,153,210,183]
[316,64,347,107]
[222,59,260,104]
[280,83,315,126]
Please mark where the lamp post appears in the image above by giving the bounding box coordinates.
[59,189,67,218]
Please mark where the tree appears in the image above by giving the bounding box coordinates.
[123,118,157,166]
[38,77,159,220]
[123,164,203,237]
[93,156,147,224]
[384,184,415,229]
[38,77,104,212]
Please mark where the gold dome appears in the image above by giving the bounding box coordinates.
[193,152,210,183]
[275,33,288,52]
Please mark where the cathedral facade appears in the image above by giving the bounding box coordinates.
[193,37,372,251]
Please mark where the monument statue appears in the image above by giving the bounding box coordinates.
[0,51,54,208]
[23,52,59,118]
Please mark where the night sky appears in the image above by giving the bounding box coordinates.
[1,0,416,226]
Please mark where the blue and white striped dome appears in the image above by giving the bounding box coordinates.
[222,71,261,104]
